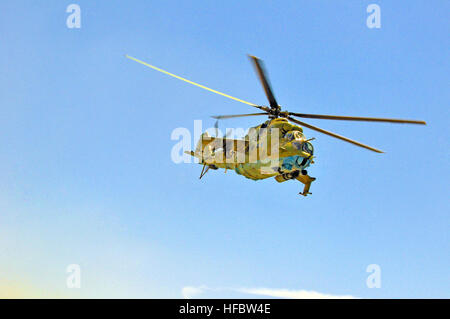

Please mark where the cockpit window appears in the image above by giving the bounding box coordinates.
[302,142,314,155]
[285,132,294,140]
[285,131,302,141]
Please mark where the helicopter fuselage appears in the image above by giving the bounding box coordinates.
[187,118,316,195]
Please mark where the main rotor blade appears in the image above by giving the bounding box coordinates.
[287,117,384,153]
[248,55,279,109]
[289,112,426,125]
[126,55,258,107]
[211,112,269,120]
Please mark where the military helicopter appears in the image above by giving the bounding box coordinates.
[126,54,426,196]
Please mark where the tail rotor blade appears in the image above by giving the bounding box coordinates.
[214,119,219,137]
[225,128,233,138]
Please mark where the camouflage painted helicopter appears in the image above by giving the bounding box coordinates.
[126,55,426,195]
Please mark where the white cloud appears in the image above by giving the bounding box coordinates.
[181,286,209,299]
[181,286,356,299]
[237,287,356,299]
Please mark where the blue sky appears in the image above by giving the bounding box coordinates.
[0,1,448,298]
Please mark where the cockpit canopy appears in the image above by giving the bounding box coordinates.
[284,130,314,155]
[285,130,304,141]
[302,141,314,155]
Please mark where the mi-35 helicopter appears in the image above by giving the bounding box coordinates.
[126,54,426,196]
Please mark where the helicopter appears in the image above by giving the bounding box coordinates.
[126,54,426,196]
